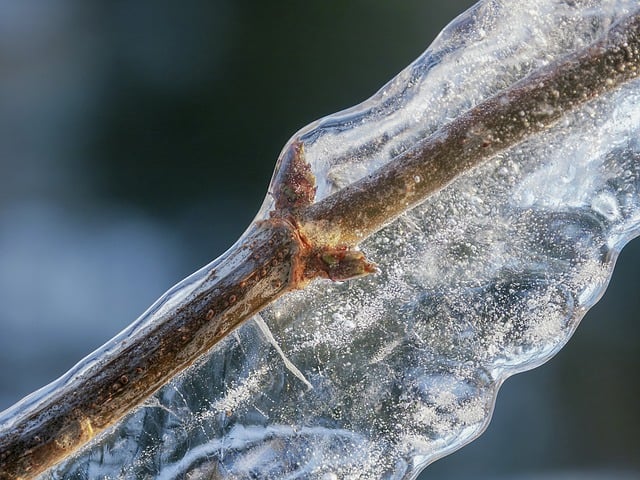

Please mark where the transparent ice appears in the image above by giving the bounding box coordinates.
[34,0,640,478]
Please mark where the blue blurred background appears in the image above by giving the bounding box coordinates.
[0,1,638,478]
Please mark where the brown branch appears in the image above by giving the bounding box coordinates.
[0,220,305,480]
[300,10,640,245]
[0,9,639,480]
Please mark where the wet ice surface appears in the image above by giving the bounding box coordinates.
[43,0,640,478]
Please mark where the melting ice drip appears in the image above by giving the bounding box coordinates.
[42,0,640,478]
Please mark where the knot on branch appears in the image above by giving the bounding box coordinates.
[268,139,377,287]
[271,140,317,213]
[307,245,377,282]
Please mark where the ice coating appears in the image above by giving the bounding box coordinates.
[276,0,632,202]
[42,0,640,479]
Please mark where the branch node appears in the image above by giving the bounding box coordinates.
[314,246,378,281]
[271,139,317,213]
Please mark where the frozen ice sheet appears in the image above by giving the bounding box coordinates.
[39,0,640,478]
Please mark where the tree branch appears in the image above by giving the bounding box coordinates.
[0,9,638,480]
[299,10,640,246]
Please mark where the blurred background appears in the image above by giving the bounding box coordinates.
[0,1,638,478]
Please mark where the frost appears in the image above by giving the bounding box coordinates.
[35,0,640,479]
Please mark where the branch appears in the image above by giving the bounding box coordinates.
[0,9,638,480]
[300,10,640,245]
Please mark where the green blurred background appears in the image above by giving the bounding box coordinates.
[0,1,638,478]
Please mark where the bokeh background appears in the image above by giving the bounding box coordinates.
[0,1,638,479]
